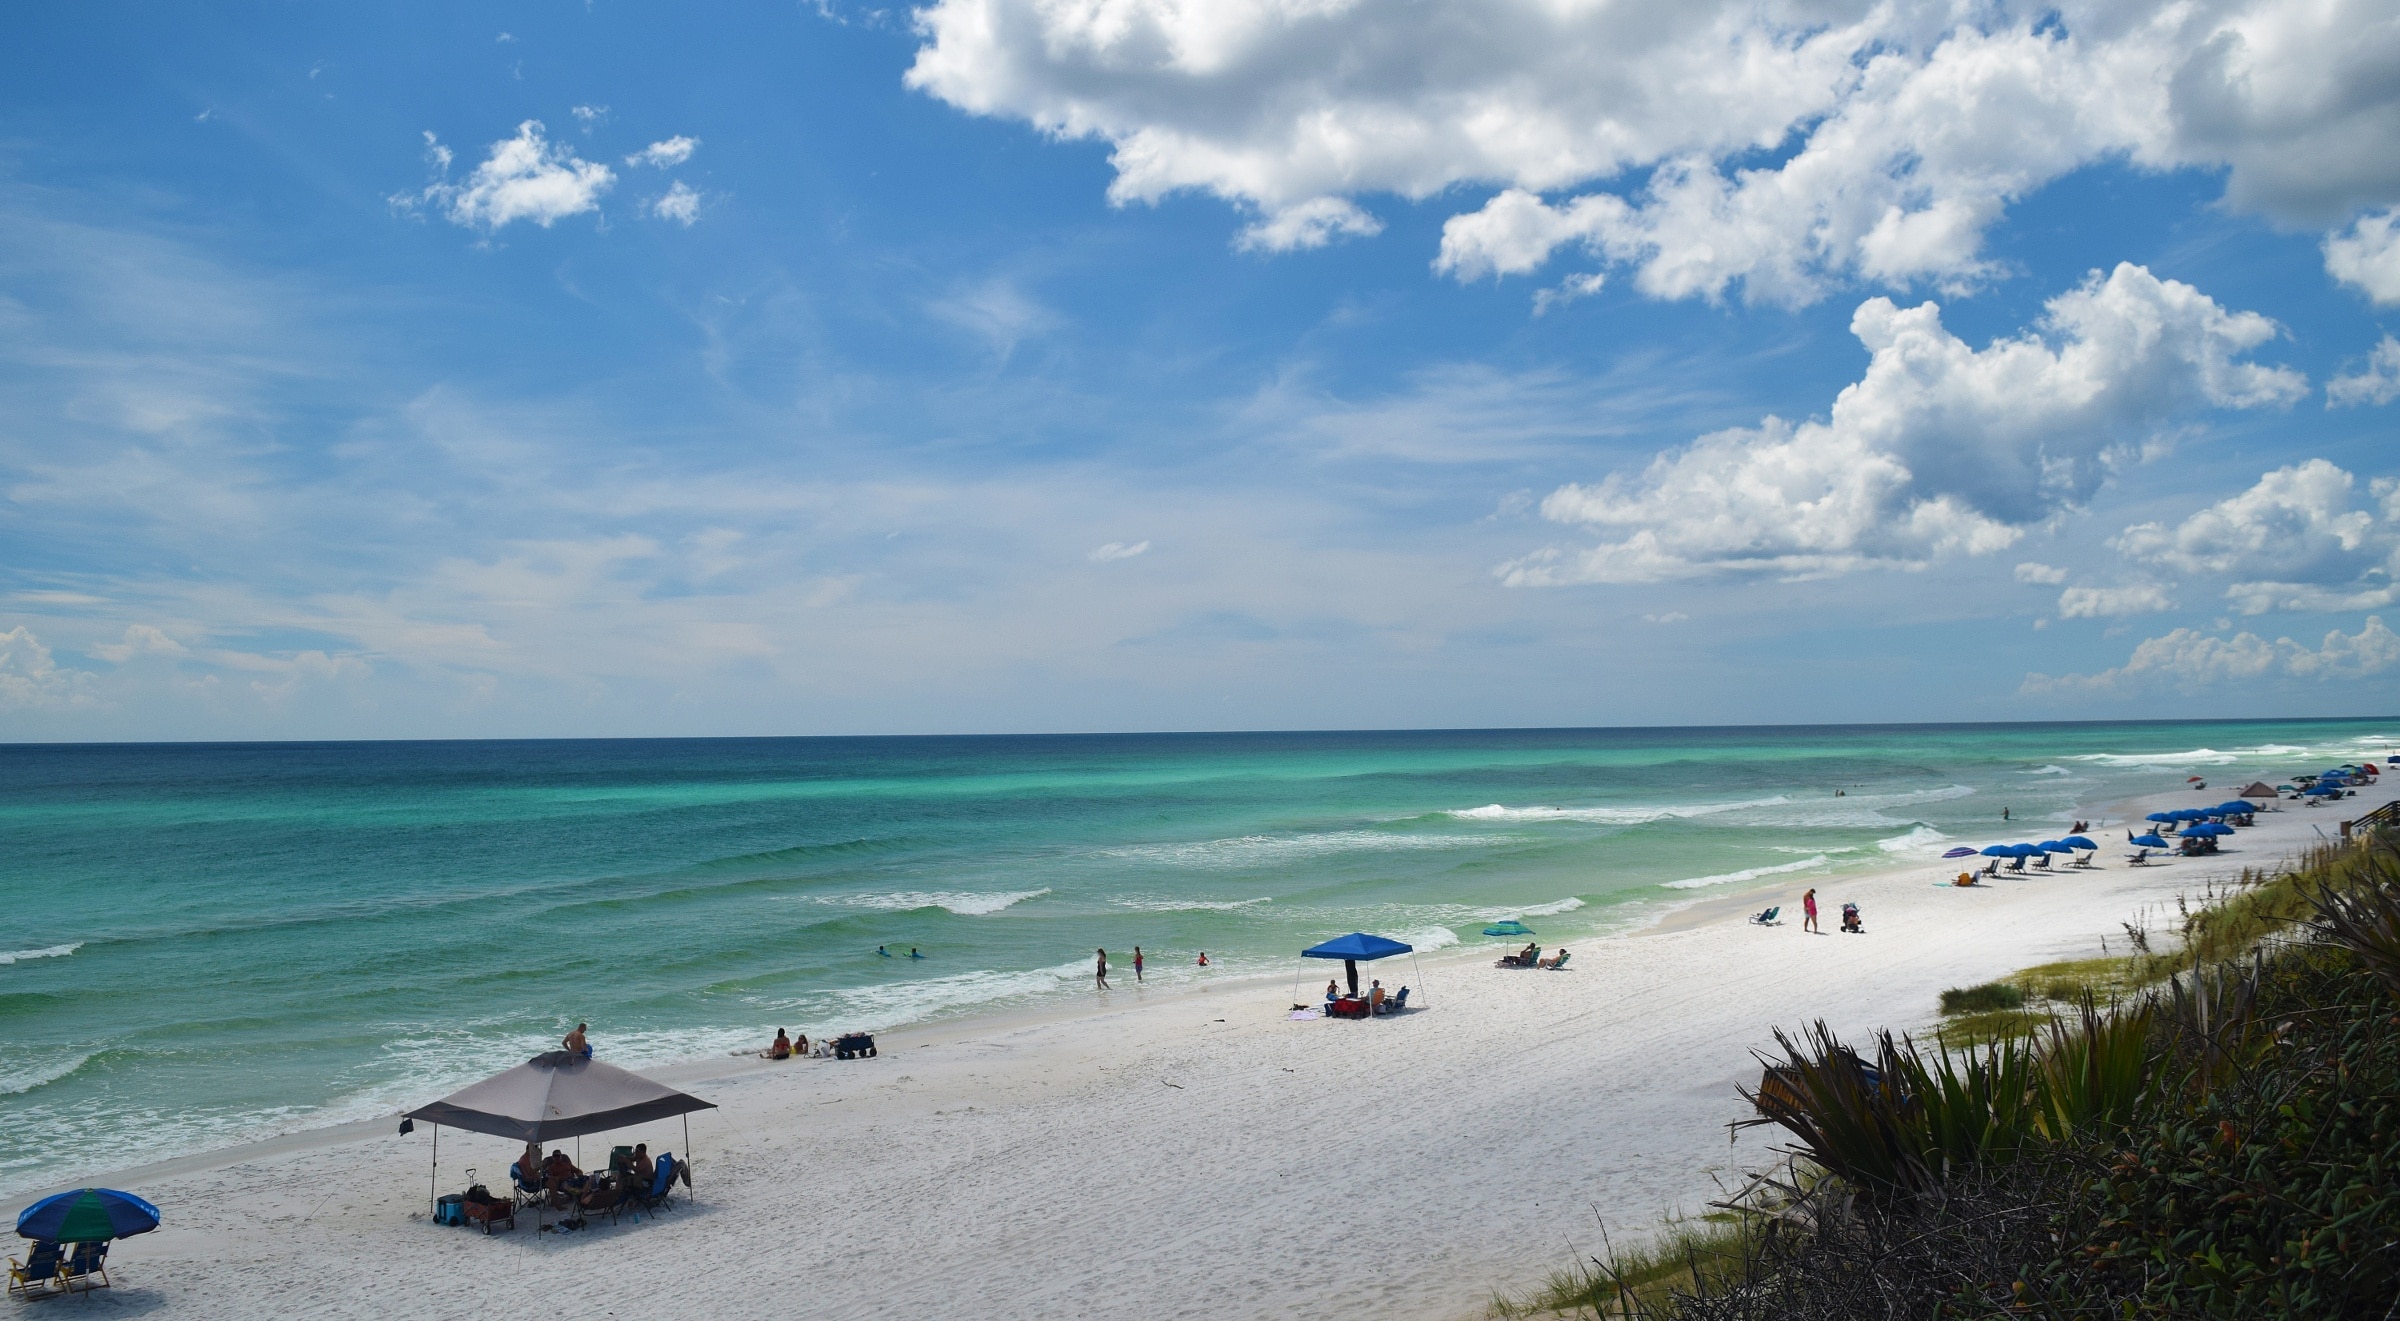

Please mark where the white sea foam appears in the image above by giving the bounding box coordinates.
[2027,764,2072,776]
[2072,744,2310,768]
[1103,832,1501,867]
[0,1051,91,1097]
[1395,925,1460,953]
[0,942,81,966]
[819,889,1051,916]
[1450,795,1791,825]
[1509,896,1587,918]
[1663,855,1830,890]
[1877,825,1948,854]
[1111,896,1274,912]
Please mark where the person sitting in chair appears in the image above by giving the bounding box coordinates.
[542,1148,583,1195]
[1324,978,1340,1004]
[1369,980,1386,1014]
[1539,946,1570,968]
[629,1143,655,1189]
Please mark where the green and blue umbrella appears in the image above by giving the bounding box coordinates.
[15,1188,160,1243]
[1482,919,1535,937]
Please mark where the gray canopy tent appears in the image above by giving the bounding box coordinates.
[403,1050,716,1212]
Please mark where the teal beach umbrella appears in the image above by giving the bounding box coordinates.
[1482,919,1535,937]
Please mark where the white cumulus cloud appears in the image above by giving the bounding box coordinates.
[2014,562,2069,584]
[2114,460,2400,613]
[650,181,702,226]
[1089,540,1151,563]
[1501,264,2305,585]
[906,0,2400,295]
[2328,335,2400,406]
[0,626,96,709]
[2057,582,2175,618]
[2325,209,2400,305]
[409,121,614,231]
[2026,616,2400,692]
[626,135,699,168]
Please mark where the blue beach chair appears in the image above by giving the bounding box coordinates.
[1749,906,1781,926]
[6,1241,64,1300]
[58,1241,108,1294]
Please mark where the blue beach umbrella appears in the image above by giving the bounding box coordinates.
[15,1188,160,1243]
[1979,844,2013,857]
[2039,840,2076,853]
[2131,833,2170,848]
[2060,835,2098,850]
[1302,931,1418,1000]
[2187,822,2232,838]
[1481,919,1534,937]
[2008,843,2044,857]
[2145,811,2177,823]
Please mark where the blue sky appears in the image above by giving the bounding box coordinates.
[1,0,2397,739]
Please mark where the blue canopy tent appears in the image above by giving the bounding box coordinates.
[1299,931,1427,1007]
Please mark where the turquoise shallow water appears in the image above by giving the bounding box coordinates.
[2,720,2393,1194]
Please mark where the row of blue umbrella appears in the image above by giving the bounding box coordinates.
[1942,835,2099,861]
[2146,802,2258,824]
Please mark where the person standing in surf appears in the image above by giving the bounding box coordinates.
[1095,947,1110,990]
[1802,888,1820,934]
[1133,946,1144,983]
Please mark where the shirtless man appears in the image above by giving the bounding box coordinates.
[629,1143,655,1189]
[541,1148,582,1194]
[562,1023,590,1057]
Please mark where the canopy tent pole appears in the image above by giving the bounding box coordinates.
[429,1123,438,1217]
[1409,952,1429,1007]
[683,1113,694,1206]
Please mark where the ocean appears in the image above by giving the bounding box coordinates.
[2,719,2391,1195]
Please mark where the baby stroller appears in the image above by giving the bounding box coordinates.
[1839,902,1864,934]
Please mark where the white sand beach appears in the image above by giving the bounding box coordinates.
[21,778,2393,1320]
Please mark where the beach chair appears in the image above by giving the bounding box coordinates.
[624,1153,680,1220]
[1388,986,1409,1012]
[58,1241,108,1294]
[2126,849,2150,866]
[1540,950,1571,969]
[1748,906,1780,926]
[6,1241,64,1300]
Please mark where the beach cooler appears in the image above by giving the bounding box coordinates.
[433,1193,468,1227]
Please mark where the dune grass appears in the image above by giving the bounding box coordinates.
[1494,832,2400,1320]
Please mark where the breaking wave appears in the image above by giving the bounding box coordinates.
[1663,855,1831,890]
[1450,796,1790,825]
[0,943,80,966]
[817,889,1050,916]
[1103,832,1499,866]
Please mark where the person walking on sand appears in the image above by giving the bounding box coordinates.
[1802,888,1820,934]
[1133,946,1144,983]
[1095,947,1110,990]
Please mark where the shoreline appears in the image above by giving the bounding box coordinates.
[15,773,2392,1319]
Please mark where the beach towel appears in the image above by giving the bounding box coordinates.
[1287,1007,1322,1020]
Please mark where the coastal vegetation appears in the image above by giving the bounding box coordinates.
[1498,836,2400,1319]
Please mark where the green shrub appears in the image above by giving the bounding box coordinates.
[1937,981,2023,1015]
